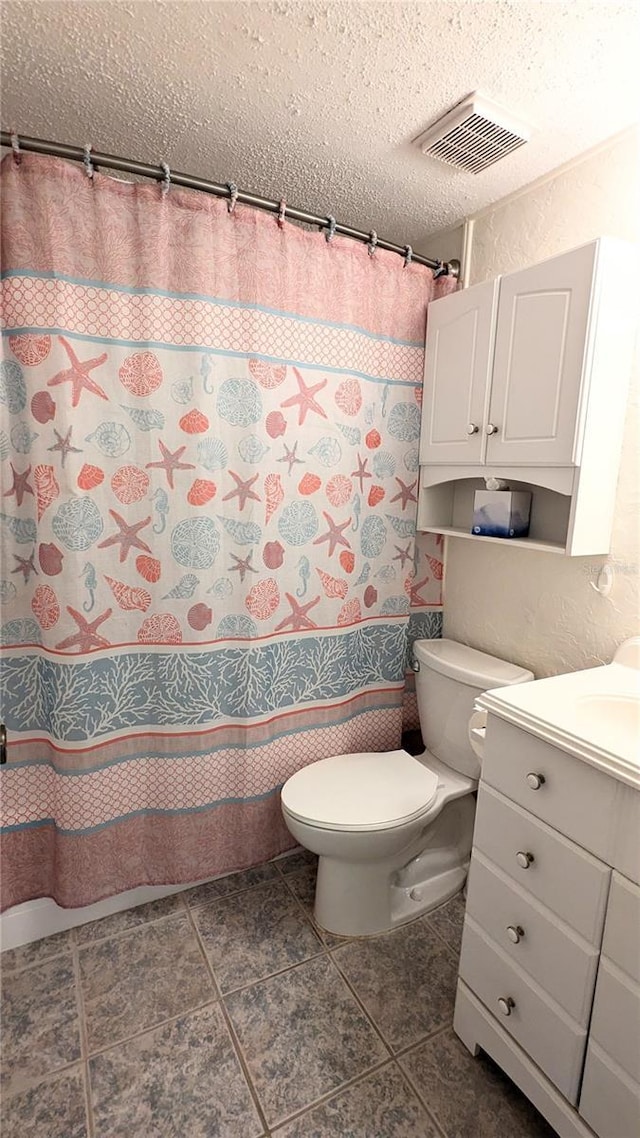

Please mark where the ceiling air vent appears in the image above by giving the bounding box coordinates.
[414,93,532,174]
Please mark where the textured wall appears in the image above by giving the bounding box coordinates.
[414,224,464,268]
[442,130,640,678]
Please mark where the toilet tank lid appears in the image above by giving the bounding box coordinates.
[413,638,534,689]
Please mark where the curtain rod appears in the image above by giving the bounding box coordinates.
[1,131,459,279]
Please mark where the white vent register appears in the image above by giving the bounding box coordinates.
[414,93,532,173]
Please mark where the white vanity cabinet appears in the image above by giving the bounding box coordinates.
[417,237,637,555]
[580,873,640,1138]
[454,715,640,1138]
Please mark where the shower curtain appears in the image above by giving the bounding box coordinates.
[0,153,454,909]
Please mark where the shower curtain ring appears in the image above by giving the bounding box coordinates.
[160,161,171,197]
[277,198,286,228]
[368,230,378,257]
[226,181,238,214]
[433,259,446,279]
[10,130,21,165]
[83,144,95,180]
[403,245,413,267]
[325,215,337,243]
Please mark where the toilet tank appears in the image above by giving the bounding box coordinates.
[413,639,533,780]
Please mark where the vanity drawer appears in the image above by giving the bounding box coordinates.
[579,1041,640,1138]
[474,784,611,945]
[459,915,587,1104]
[601,872,640,982]
[482,715,617,861]
[465,850,599,1025]
[589,957,640,1083]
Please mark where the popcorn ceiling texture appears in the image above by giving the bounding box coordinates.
[442,129,640,679]
[2,1,639,245]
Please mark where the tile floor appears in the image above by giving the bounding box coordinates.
[0,850,557,1137]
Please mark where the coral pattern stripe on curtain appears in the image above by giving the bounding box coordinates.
[0,154,454,909]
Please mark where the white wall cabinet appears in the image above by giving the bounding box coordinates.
[454,717,640,1138]
[420,279,497,465]
[418,238,636,555]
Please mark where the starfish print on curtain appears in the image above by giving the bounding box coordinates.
[280,367,328,425]
[47,426,82,466]
[98,510,153,562]
[3,463,34,506]
[47,336,108,406]
[146,439,196,488]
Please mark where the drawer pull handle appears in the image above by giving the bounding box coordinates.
[506,925,524,944]
[498,996,515,1016]
[526,772,545,790]
[516,851,534,869]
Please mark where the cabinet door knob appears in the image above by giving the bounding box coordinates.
[506,925,524,944]
[466,423,479,435]
[526,772,545,790]
[485,423,499,435]
[498,996,515,1016]
[516,851,534,869]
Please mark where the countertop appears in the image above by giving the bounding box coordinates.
[476,641,640,790]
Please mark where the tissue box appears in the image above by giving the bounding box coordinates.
[472,490,531,538]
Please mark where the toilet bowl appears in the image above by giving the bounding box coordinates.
[281,638,533,937]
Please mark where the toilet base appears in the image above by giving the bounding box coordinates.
[313,793,475,937]
[389,861,469,930]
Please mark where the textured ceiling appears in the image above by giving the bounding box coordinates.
[2,0,639,246]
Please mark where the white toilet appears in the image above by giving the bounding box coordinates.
[281,638,533,937]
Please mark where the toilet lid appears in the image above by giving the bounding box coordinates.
[281,750,439,832]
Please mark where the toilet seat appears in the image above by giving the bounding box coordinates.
[281,749,439,832]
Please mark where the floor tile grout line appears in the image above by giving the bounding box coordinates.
[268,1055,393,1133]
[73,903,189,952]
[83,1059,96,1138]
[184,863,289,910]
[188,875,330,996]
[423,913,462,960]
[393,1020,452,1060]
[392,1057,449,1138]
[184,902,271,1138]
[0,946,73,977]
[188,903,392,1135]
[219,942,330,997]
[396,1047,452,1138]
[77,899,325,1061]
[187,872,319,927]
[277,867,344,951]
[70,936,96,1138]
[1,1058,86,1103]
[83,994,220,1060]
[279,871,454,1061]
[326,950,396,1059]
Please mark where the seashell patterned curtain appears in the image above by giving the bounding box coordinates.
[0,153,455,909]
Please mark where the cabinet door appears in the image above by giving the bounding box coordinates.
[420,279,497,464]
[486,242,597,465]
